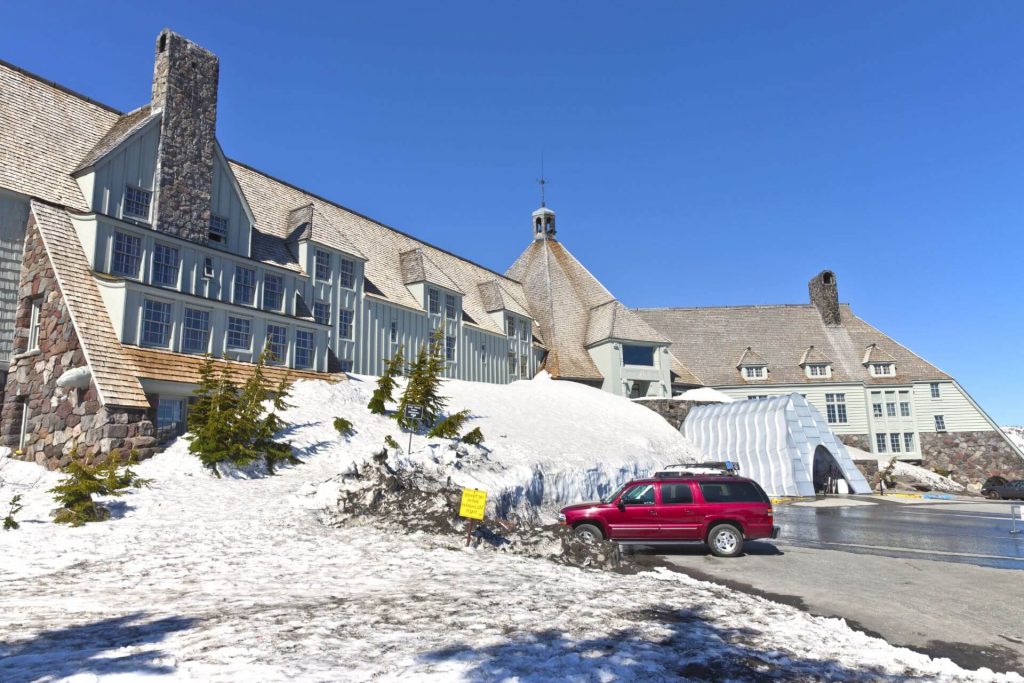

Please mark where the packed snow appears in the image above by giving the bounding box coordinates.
[673,387,735,403]
[1,376,1020,681]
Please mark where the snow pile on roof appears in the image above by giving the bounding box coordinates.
[674,387,735,403]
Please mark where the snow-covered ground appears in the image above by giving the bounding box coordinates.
[1,377,1020,681]
[1005,426,1024,454]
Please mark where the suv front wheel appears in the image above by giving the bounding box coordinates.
[573,523,604,543]
[708,523,744,558]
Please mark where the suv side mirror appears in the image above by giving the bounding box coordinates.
[617,501,626,512]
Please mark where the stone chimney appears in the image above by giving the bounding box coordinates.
[150,29,219,243]
[808,270,841,325]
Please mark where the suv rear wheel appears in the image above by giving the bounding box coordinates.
[573,523,604,543]
[708,523,744,558]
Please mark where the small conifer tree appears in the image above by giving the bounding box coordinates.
[396,328,448,431]
[333,417,354,435]
[50,451,149,526]
[384,434,401,451]
[461,427,485,446]
[368,346,404,415]
[3,494,23,531]
[427,409,470,439]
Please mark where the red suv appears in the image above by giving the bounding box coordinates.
[558,475,779,557]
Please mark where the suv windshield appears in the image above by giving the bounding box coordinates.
[601,483,628,504]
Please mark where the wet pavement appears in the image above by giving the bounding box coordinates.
[774,496,1024,570]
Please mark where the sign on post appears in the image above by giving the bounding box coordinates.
[459,488,487,546]
[403,405,424,453]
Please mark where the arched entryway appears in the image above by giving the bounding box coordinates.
[812,445,847,494]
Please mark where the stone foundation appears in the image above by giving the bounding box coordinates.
[0,217,159,468]
[851,459,879,483]
[919,431,1024,489]
[635,399,717,431]
[838,433,872,454]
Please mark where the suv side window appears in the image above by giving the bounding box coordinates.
[699,481,765,503]
[620,484,655,505]
[660,483,693,505]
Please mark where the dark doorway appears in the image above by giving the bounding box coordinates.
[812,445,846,494]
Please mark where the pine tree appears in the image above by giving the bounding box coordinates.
[368,345,404,415]
[427,409,470,439]
[3,494,23,531]
[49,451,149,526]
[396,341,429,431]
[461,427,485,446]
[419,327,448,423]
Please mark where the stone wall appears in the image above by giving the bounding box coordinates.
[838,433,872,453]
[0,217,158,468]
[920,431,1024,489]
[634,398,717,431]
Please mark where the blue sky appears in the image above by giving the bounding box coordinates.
[2,2,1022,423]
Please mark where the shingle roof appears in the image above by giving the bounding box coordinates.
[862,343,897,365]
[123,347,344,387]
[285,203,365,260]
[74,105,158,173]
[399,248,462,293]
[799,345,832,366]
[737,347,768,368]
[30,201,150,408]
[585,300,669,347]
[636,304,951,386]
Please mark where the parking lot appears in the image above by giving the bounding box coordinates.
[635,496,1024,673]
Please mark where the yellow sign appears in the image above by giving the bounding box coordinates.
[459,488,487,520]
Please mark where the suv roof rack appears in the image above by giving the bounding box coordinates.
[654,461,741,478]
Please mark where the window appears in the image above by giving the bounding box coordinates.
[621,484,655,505]
[263,274,284,312]
[660,483,693,505]
[623,345,655,367]
[520,354,528,378]
[748,395,769,400]
[152,243,180,287]
[875,433,888,453]
[825,393,847,424]
[203,257,214,279]
[233,267,256,306]
[519,320,530,341]
[338,309,354,339]
[389,321,398,345]
[743,366,764,379]
[295,329,315,369]
[930,383,940,398]
[313,301,331,326]
[27,298,42,351]
[156,398,186,436]
[699,481,765,503]
[209,214,228,244]
[445,294,457,320]
[807,364,828,377]
[338,359,353,372]
[111,232,142,277]
[18,401,29,452]
[934,415,946,432]
[142,299,172,347]
[506,316,516,337]
[872,403,883,418]
[182,308,210,354]
[428,289,440,315]
[890,433,902,453]
[445,335,456,362]
[900,400,911,418]
[340,258,355,289]
[227,316,252,350]
[508,351,518,375]
[871,363,893,376]
[265,324,288,364]
[123,186,152,221]
[315,249,332,281]
[886,401,896,418]
[904,433,915,452]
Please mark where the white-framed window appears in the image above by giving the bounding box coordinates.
[520,354,529,378]
[295,329,315,369]
[123,186,152,221]
[934,415,946,432]
[27,297,42,351]
[111,231,142,277]
[506,316,516,337]
[263,274,284,312]
[743,366,765,379]
[209,214,228,244]
[339,309,354,339]
[227,316,252,350]
[265,324,288,365]
[886,394,897,417]
[807,364,829,377]
[508,351,518,375]
[233,266,256,306]
[157,398,187,436]
[872,403,883,418]
[182,307,210,354]
[141,299,173,347]
[930,382,940,398]
[825,393,848,424]
[315,249,332,282]
[445,294,457,320]
[890,433,902,453]
[152,243,180,288]
[623,345,655,367]
[18,401,29,452]
[875,433,887,453]
[203,257,215,279]
[428,288,440,315]
[445,335,456,362]
[313,301,331,326]
[340,258,355,289]
[747,395,769,400]
[870,363,894,376]
[899,395,911,417]
[389,321,398,345]
[519,320,530,342]
[904,432,915,452]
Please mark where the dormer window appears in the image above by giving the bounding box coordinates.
[209,214,228,244]
[806,364,831,378]
[870,363,895,377]
[124,186,152,222]
[743,366,766,379]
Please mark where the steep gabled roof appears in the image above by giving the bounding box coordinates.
[399,248,462,293]
[74,105,158,173]
[799,345,832,366]
[863,343,898,365]
[286,203,365,260]
[737,347,768,368]
[585,300,669,347]
[477,279,532,319]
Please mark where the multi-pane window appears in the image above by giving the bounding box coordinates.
[934,415,946,432]
[520,320,530,341]
[748,395,769,400]
[142,299,172,347]
[227,316,252,350]
[123,186,152,220]
[808,364,828,377]
[295,329,314,369]
[886,397,897,417]
[266,324,288,364]
[890,433,902,453]
[27,298,42,351]
[209,214,228,244]
[445,294,457,320]
[315,249,331,281]
[338,309,354,339]
[233,266,256,306]
[872,363,893,376]
[428,289,440,315]
[520,354,528,378]
[340,258,355,289]
[313,301,331,326]
[872,403,883,418]
[508,351,518,375]
[112,232,142,277]
[899,396,911,417]
[875,433,887,453]
[203,257,215,279]
[263,274,283,312]
[156,398,187,436]
[903,433,915,452]
[743,366,764,379]
[506,316,516,337]
[182,308,210,354]
[445,335,456,361]
[930,382,941,398]
[152,243,180,287]
[389,321,398,345]
[825,393,848,424]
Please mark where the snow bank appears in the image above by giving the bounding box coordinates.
[674,387,735,403]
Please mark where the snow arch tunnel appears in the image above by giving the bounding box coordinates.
[682,393,872,497]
